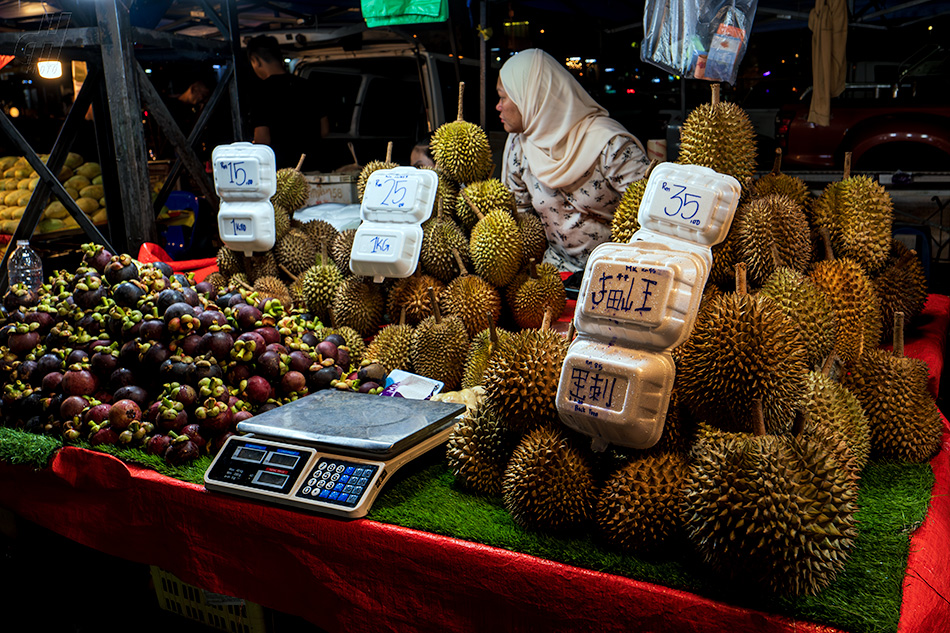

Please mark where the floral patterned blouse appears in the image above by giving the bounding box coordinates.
[504,134,650,272]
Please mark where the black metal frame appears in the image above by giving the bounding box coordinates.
[0,0,244,290]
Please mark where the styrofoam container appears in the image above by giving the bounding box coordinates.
[637,162,740,248]
[350,224,423,281]
[212,143,278,255]
[359,167,438,224]
[556,337,675,450]
[573,241,708,351]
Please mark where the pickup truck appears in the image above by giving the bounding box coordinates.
[775,82,950,171]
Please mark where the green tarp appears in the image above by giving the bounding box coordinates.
[361,0,448,27]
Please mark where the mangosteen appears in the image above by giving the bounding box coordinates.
[171,273,191,288]
[3,286,39,311]
[8,327,40,356]
[104,254,139,286]
[14,359,37,385]
[60,395,89,420]
[180,286,199,306]
[113,281,146,308]
[300,331,320,348]
[357,363,388,384]
[145,401,161,424]
[160,407,189,433]
[138,319,165,341]
[108,367,137,393]
[159,356,195,386]
[113,385,149,408]
[316,340,338,364]
[254,326,280,346]
[108,399,141,431]
[145,434,172,456]
[233,304,262,331]
[281,371,307,395]
[141,341,171,368]
[165,437,200,465]
[150,261,173,277]
[358,381,381,394]
[24,310,55,334]
[118,340,142,370]
[175,384,198,407]
[41,371,63,392]
[244,375,273,404]
[198,329,234,362]
[62,365,98,396]
[256,403,279,414]
[233,410,253,424]
[226,362,251,385]
[66,348,89,366]
[75,313,103,335]
[196,400,232,433]
[215,291,237,310]
[91,349,118,377]
[198,310,227,331]
[163,302,197,334]
[256,350,285,381]
[287,350,312,374]
[156,288,184,315]
[227,293,247,308]
[265,342,289,355]
[193,359,223,383]
[195,281,215,297]
[324,333,346,348]
[73,278,107,311]
[310,366,342,391]
[180,423,207,449]
[177,333,202,357]
[337,347,351,372]
[84,403,112,425]
[81,244,113,273]
[90,427,119,446]
[231,331,266,363]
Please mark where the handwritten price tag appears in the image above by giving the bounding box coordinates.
[354,231,398,258]
[221,216,253,238]
[565,361,628,414]
[214,159,261,191]
[657,180,715,229]
[363,174,420,211]
[583,262,673,327]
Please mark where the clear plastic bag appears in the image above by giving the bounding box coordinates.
[641,0,758,85]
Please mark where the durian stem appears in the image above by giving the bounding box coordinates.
[820,352,838,377]
[772,148,783,175]
[894,311,905,357]
[436,197,443,221]
[237,280,254,292]
[428,286,441,324]
[457,82,465,122]
[347,142,360,166]
[751,399,765,437]
[294,154,306,173]
[734,262,748,296]
[279,264,299,282]
[645,159,660,178]
[320,241,328,265]
[770,243,783,270]
[710,83,720,108]
[451,247,469,275]
[385,141,393,164]
[461,189,485,221]
[399,306,407,327]
[541,307,553,332]
[488,312,498,346]
[896,249,918,269]
[843,152,852,180]
[792,409,806,438]
[567,322,576,341]
[819,227,836,261]
[529,258,538,279]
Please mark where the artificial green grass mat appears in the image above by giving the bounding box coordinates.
[0,428,936,633]
[369,460,935,633]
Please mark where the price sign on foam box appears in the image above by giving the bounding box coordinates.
[656,179,716,229]
[363,173,420,214]
[221,216,254,239]
[583,261,674,328]
[214,158,261,192]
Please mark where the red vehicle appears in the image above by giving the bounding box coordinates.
[775,81,950,171]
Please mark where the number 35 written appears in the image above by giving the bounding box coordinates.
[663,184,701,221]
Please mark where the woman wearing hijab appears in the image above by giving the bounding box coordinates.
[498,49,649,272]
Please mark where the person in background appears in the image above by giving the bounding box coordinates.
[246,35,329,171]
[410,140,435,168]
[498,48,649,272]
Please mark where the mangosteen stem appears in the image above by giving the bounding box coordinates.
[428,286,441,324]
[529,259,538,279]
[294,154,306,173]
[385,141,393,164]
[792,409,806,438]
[488,312,498,346]
[734,262,748,296]
[399,306,407,327]
[645,159,660,178]
[772,148,783,175]
[710,83,720,108]
[279,264,298,282]
[451,247,468,275]
[819,227,836,261]
[541,307,553,332]
[752,399,766,436]
[843,152,852,180]
[461,189,485,221]
[457,81,465,121]
[894,311,905,358]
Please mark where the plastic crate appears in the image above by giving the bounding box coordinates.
[150,566,267,633]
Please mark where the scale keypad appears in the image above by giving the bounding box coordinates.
[295,459,379,508]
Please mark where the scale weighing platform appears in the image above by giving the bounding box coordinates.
[205,391,465,518]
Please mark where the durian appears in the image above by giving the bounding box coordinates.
[506,260,567,329]
[274,204,291,240]
[242,251,279,283]
[365,307,413,373]
[802,370,871,474]
[420,202,470,282]
[216,247,243,278]
[455,179,516,231]
[430,83,493,184]
[502,425,593,530]
[330,276,385,338]
[253,275,292,308]
[872,239,928,339]
[461,319,511,389]
[204,271,228,292]
[272,155,310,211]
[750,148,811,207]
[440,249,502,338]
[302,219,339,252]
[609,160,657,243]
[677,84,757,183]
[357,142,399,202]
[409,287,470,391]
[331,228,357,275]
[386,272,444,326]
[734,194,812,284]
[301,253,343,322]
[468,197,523,288]
[516,212,548,266]
[446,403,518,496]
[275,227,317,277]
[760,267,838,371]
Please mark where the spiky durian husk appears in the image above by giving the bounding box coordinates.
[484,328,568,433]
[707,229,740,290]
[409,313,469,391]
[431,120,492,184]
[272,168,310,211]
[461,327,512,389]
[677,100,757,183]
[288,278,306,310]
[216,247,243,278]
[301,263,343,322]
[810,258,882,366]
[331,228,357,275]
[243,252,279,284]
[676,293,809,433]
[596,452,687,553]
[734,194,812,284]
[750,172,811,207]
[456,179,516,231]
[684,430,858,596]
[506,262,567,329]
[761,267,838,371]
[365,323,413,373]
[872,240,928,339]
[610,177,649,243]
[204,271,228,292]
[502,425,593,530]
[357,160,399,201]
[330,276,385,338]
[274,205,291,240]
[802,371,870,473]
[302,219,339,252]
[275,228,317,277]
[470,211,523,287]
[841,348,942,462]
[516,212,547,265]
[420,214,470,282]
[438,274,501,339]
[421,166,459,218]
[385,275,444,326]
[811,177,894,274]
[641,388,696,456]
[253,275,292,308]
[446,403,518,496]
[229,272,249,289]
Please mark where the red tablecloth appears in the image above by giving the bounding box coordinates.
[0,294,948,632]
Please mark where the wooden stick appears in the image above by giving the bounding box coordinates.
[772,148,783,175]
[457,82,465,121]
[428,286,441,324]
[567,321,576,342]
[279,263,298,282]
[461,189,485,222]
[385,141,393,164]
[237,280,254,292]
[894,311,905,357]
[320,241,328,266]
[710,83,720,108]
[820,351,838,377]
[735,262,748,295]
[770,243,783,270]
[529,259,537,279]
[541,307,552,332]
[752,399,765,436]
[843,152,852,180]
[294,154,306,172]
[451,247,468,275]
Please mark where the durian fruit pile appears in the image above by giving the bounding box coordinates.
[0,153,107,235]
[445,81,940,601]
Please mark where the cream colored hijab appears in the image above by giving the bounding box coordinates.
[500,48,640,190]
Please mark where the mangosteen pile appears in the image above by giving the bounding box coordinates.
[0,243,389,466]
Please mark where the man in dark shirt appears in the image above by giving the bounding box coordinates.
[246,35,329,171]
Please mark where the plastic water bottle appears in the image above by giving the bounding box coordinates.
[7,240,44,292]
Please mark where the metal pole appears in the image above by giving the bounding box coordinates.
[96,0,158,254]
[479,0,487,131]
[225,0,244,142]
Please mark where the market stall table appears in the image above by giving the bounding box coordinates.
[1,295,948,633]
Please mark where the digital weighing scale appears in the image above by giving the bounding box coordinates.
[205,391,466,518]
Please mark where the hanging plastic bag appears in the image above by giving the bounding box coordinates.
[361,0,448,28]
[641,0,757,85]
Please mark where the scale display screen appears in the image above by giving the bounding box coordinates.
[208,440,311,496]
